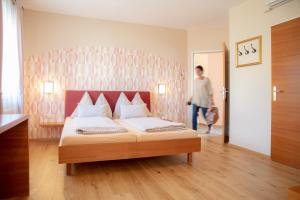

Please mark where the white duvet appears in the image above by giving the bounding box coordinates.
[120,117,187,132]
[74,117,127,134]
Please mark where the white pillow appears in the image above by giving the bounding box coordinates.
[120,104,147,119]
[71,92,93,118]
[131,92,144,104]
[95,93,113,118]
[113,92,131,118]
[77,104,110,118]
[131,92,151,116]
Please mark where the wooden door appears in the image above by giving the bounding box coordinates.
[222,43,230,143]
[271,17,300,169]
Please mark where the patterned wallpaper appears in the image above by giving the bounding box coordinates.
[24,46,187,139]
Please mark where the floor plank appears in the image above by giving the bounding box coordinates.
[10,139,300,200]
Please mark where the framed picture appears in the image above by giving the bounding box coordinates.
[236,35,262,67]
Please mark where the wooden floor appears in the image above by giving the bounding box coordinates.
[11,138,300,200]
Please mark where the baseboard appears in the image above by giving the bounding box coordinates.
[227,143,270,159]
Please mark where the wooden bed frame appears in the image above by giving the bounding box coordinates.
[59,90,201,175]
[59,138,201,175]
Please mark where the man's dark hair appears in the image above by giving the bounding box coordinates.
[195,65,203,71]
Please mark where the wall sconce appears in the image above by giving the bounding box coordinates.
[158,83,166,94]
[43,81,54,94]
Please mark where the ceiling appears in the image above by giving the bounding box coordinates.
[21,0,245,29]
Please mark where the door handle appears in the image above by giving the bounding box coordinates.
[274,90,284,93]
[273,86,284,101]
[219,88,229,93]
[220,87,228,100]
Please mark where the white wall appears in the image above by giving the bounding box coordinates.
[229,0,300,155]
[23,10,187,64]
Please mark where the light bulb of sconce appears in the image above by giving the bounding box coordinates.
[158,84,166,94]
[43,81,54,94]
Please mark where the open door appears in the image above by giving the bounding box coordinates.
[192,43,229,144]
[222,43,230,143]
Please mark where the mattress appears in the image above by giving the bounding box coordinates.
[116,119,199,142]
[59,117,137,146]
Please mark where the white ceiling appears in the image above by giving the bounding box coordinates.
[21,0,245,29]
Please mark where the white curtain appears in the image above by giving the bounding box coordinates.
[1,0,23,114]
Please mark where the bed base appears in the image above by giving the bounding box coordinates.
[59,138,201,175]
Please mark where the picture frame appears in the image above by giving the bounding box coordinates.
[236,35,262,67]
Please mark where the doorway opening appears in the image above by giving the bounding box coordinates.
[192,51,226,141]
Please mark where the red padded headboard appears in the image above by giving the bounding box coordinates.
[64,90,151,118]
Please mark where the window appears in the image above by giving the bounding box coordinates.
[1,0,23,114]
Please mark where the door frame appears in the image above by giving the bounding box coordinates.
[191,47,228,143]
[191,50,223,82]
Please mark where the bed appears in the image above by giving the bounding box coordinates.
[58,90,201,175]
